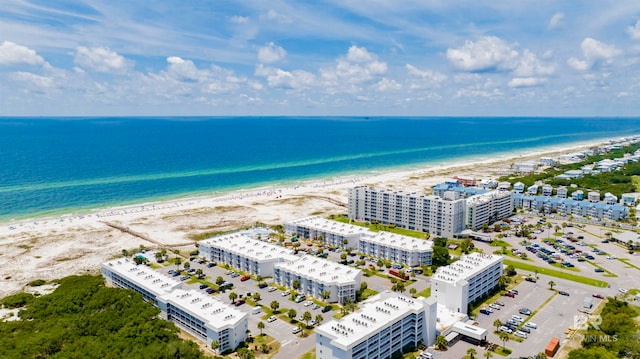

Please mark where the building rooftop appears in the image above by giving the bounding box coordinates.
[103,258,181,296]
[275,254,361,285]
[201,232,299,263]
[362,231,433,252]
[466,190,511,205]
[433,253,503,284]
[158,289,247,329]
[287,216,370,237]
[316,293,431,349]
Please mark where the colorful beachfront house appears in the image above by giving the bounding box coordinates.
[497,181,511,191]
[512,194,628,220]
[513,182,525,193]
[603,193,618,205]
[571,190,584,201]
[527,185,539,196]
[588,191,601,203]
[556,186,568,199]
[431,181,487,199]
[597,159,622,172]
[541,185,553,196]
[621,193,639,206]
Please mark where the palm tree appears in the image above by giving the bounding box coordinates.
[410,287,417,297]
[493,319,502,331]
[315,314,323,325]
[257,321,265,336]
[183,261,191,270]
[435,335,448,350]
[292,279,301,290]
[467,348,477,359]
[252,292,261,301]
[155,251,162,262]
[175,257,182,271]
[484,350,493,359]
[548,280,556,290]
[321,290,330,301]
[270,300,280,313]
[302,311,312,325]
[229,291,238,303]
[195,268,203,278]
[211,340,220,354]
[498,331,510,349]
[216,276,224,285]
[498,275,509,289]
[287,309,297,321]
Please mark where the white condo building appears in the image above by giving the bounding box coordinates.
[432,253,503,314]
[199,232,299,277]
[315,292,438,359]
[286,216,434,267]
[465,190,513,230]
[101,259,248,353]
[285,216,369,249]
[359,231,433,267]
[348,186,466,238]
[274,255,362,303]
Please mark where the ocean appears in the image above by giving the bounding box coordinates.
[1,117,639,221]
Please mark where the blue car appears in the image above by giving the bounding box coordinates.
[480,309,491,315]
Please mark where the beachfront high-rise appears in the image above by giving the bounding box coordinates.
[465,190,513,230]
[273,255,362,303]
[198,232,299,277]
[101,259,248,353]
[315,292,438,359]
[348,186,466,238]
[285,216,433,267]
[431,253,503,314]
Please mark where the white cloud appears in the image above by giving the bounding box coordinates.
[548,12,565,30]
[166,56,204,81]
[373,78,401,92]
[261,9,292,24]
[446,36,519,72]
[567,37,621,71]
[514,50,555,77]
[0,41,45,66]
[405,64,447,89]
[230,16,249,24]
[627,20,640,40]
[11,71,54,88]
[254,64,315,89]
[508,77,547,88]
[257,42,287,64]
[74,47,132,73]
[325,45,387,84]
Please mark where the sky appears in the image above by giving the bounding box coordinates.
[1,1,640,117]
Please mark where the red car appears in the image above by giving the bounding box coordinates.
[592,293,605,299]
[505,292,515,298]
[240,275,250,281]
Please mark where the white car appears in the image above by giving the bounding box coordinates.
[303,301,313,307]
[281,290,290,296]
[292,327,302,334]
[607,255,617,259]
[499,326,513,333]
[267,286,277,292]
[267,316,277,323]
[525,322,537,329]
[619,288,628,294]
[514,330,528,339]
[489,304,501,310]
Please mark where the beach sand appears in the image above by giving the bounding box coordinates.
[0,140,611,298]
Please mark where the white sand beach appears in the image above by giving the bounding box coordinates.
[0,139,619,298]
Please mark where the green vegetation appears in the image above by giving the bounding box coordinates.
[332,216,427,239]
[568,297,640,359]
[27,279,47,287]
[0,275,205,358]
[503,259,608,287]
[415,287,431,298]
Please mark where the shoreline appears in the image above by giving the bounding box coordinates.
[0,134,632,298]
[0,134,624,228]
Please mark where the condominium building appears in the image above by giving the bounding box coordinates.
[101,259,248,353]
[158,289,248,353]
[286,216,433,267]
[199,232,298,277]
[512,194,628,221]
[432,253,503,314]
[358,231,433,267]
[315,292,438,359]
[465,190,513,230]
[285,216,369,249]
[274,255,362,303]
[348,186,466,238]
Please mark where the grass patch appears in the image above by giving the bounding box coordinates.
[299,350,316,359]
[503,259,609,288]
[27,279,46,287]
[490,240,512,248]
[633,175,640,191]
[494,347,512,356]
[415,287,431,298]
[360,288,378,301]
[618,258,640,271]
[332,217,428,239]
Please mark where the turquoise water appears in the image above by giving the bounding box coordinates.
[1,117,639,221]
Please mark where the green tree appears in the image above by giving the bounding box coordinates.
[498,331,510,349]
[548,280,556,290]
[229,291,238,303]
[467,348,477,359]
[302,311,312,325]
[292,279,301,290]
[288,309,297,321]
[270,300,280,313]
[435,335,448,350]
[410,287,417,297]
[432,246,451,266]
[484,350,493,359]
[493,319,502,331]
[252,292,261,301]
[321,290,330,301]
[183,261,191,270]
[211,340,220,353]
[498,275,509,289]
[315,314,323,325]
[257,321,265,336]
[216,276,224,285]
[505,265,516,276]
[175,257,182,271]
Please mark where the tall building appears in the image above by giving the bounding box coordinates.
[101,259,248,353]
[348,186,466,238]
[465,190,513,230]
[274,255,362,303]
[315,292,437,359]
[285,216,433,267]
[432,253,503,314]
[199,232,298,277]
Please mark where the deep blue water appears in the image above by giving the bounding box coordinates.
[1,117,639,221]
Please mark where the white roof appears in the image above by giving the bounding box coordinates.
[436,303,467,332]
[433,253,502,284]
[452,321,487,340]
[275,255,361,285]
[316,293,428,348]
[466,190,511,205]
[200,232,298,262]
[103,258,181,296]
[287,216,369,237]
[158,289,247,330]
[362,232,432,252]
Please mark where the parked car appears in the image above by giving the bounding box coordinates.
[619,288,629,294]
[267,286,277,292]
[234,298,245,306]
[595,268,605,273]
[514,331,528,339]
[199,284,209,289]
[292,327,302,334]
[524,322,537,329]
[267,315,277,323]
[499,326,513,333]
[505,292,515,298]
[240,275,250,281]
[312,304,321,310]
[519,326,531,333]
[559,290,570,296]
[258,282,268,289]
[479,309,491,315]
[322,306,332,313]
[519,308,532,315]
[281,290,290,297]
[494,301,505,306]
[592,293,605,299]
